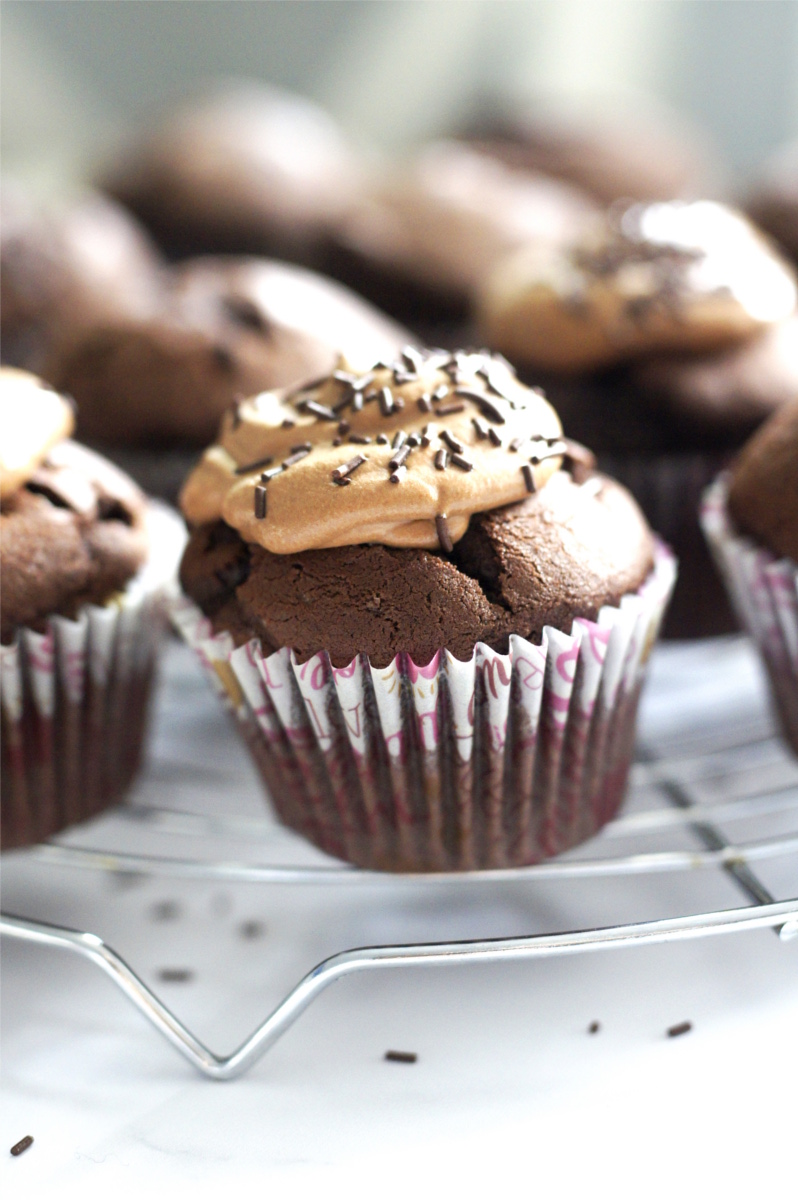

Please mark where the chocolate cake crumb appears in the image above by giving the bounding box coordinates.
[10,1136,33,1157]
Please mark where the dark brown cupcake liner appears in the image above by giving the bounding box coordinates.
[172,544,675,872]
[599,450,737,639]
[0,505,185,849]
[702,476,798,753]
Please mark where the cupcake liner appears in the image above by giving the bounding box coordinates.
[0,504,186,849]
[171,542,675,872]
[701,476,798,753]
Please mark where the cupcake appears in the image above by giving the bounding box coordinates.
[324,140,595,330]
[456,103,713,205]
[0,185,165,374]
[46,256,411,500]
[477,199,798,637]
[173,348,675,872]
[100,82,361,263]
[1,369,183,849]
[701,403,798,753]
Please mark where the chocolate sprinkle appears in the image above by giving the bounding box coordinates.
[406,434,421,448]
[332,436,343,446]
[348,434,372,444]
[158,968,194,983]
[440,430,464,454]
[302,400,338,422]
[378,387,394,417]
[456,389,506,424]
[254,484,267,518]
[290,442,312,453]
[281,418,296,429]
[389,466,407,484]
[434,448,449,470]
[10,1136,33,1157]
[351,391,364,413]
[432,385,449,401]
[385,1050,417,1064]
[450,453,473,472]
[588,1021,601,1035]
[471,417,489,440]
[260,465,284,481]
[417,394,433,413]
[521,464,536,494]
[389,445,411,470]
[402,346,423,372]
[667,1021,693,1039]
[337,419,351,434]
[435,401,466,416]
[332,454,367,484]
[509,437,524,452]
[435,514,453,552]
[488,427,503,447]
[391,430,407,450]
[376,433,389,445]
[282,447,312,468]
[235,454,274,475]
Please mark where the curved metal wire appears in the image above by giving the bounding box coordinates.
[4,901,797,1080]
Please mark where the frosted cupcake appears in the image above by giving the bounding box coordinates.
[1,369,183,848]
[173,349,675,871]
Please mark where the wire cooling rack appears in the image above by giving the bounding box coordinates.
[2,640,798,1080]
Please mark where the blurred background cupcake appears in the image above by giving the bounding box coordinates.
[0,369,184,849]
[701,403,798,754]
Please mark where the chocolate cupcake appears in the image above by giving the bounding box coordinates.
[477,200,798,637]
[47,256,411,500]
[1,185,165,374]
[101,83,360,263]
[702,404,798,753]
[324,140,595,329]
[1,369,183,849]
[173,349,675,872]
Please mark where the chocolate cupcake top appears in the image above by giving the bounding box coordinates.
[101,83,360,260]
[0,369,149,642]
[49,257,411,449]
[329,141,596,307]
[727,401,798,563]
[629,315,798,438]
[479,200,797,372]
[180,348,575,554]
[1,186,165,374]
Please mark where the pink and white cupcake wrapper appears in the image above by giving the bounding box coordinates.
[1,504,186,849]
[701,476,798,753]
[171,543,676,872]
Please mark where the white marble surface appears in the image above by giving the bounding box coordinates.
[2,635,797,1198]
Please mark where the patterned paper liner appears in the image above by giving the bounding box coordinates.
[701,476,798,754]
[1,504,186,849]
[171,543,675,873]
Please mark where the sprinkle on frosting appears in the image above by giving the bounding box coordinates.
[179,348,564,553]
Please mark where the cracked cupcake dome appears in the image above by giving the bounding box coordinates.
[179,347,655,668]
[478,200,798,373]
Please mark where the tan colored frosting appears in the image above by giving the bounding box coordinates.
[479,200,798,371]
[0,368,75,499]
[180,349,564,553]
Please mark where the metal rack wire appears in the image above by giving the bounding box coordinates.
[3,703,797,1080]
